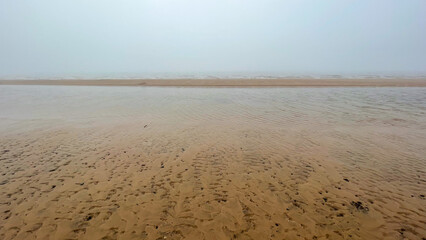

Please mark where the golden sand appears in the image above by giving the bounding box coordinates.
[0,86,425,240]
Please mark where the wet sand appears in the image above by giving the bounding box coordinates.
[0,86,425,240]
[1,78,426,87]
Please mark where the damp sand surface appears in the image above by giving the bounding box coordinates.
[0,86,425,240]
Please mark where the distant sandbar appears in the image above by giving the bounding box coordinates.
[1,78,426,87]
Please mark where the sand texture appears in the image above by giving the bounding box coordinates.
[1,78,426,87]
[0,86,425,240]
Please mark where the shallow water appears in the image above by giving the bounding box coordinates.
[1,86,425,127]
[0,86,425,239]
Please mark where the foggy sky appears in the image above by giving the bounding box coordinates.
[1,0,425,78]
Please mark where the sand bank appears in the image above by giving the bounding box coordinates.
[1,78,426,87]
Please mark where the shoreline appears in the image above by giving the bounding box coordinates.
[1,78,426,87]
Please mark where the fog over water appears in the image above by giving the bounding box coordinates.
[1,0,425,79]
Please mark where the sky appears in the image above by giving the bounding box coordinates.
[0,0,425,78]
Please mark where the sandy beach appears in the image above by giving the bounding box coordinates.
[2,0,426,238]
[0,86,425,240]
[1,78,426,87]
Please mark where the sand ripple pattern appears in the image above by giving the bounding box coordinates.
[0,86,425,239]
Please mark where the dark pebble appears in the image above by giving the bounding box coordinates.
[351,201,369,212]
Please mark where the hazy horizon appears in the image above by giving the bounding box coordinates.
[1,0,426,79]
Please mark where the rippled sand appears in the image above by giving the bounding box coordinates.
[0,86,425,240]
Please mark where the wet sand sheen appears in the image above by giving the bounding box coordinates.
[0,86,425,240]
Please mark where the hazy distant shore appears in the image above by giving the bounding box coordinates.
[1,78,426,87]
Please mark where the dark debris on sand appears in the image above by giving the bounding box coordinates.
[351,201,369,213]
